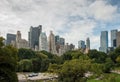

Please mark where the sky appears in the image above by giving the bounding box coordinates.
[0,0,120,49]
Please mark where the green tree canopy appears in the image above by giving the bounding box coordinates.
[18,48,36,60]
[58,59,92,82]
[88,49,107,63]
[0,37,18,82]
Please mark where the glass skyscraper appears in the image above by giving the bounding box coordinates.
[111,29,118,48]
[39,32,48,51]
[99,31,108,53]
[6,33,16,45]
[28,25,42,50]
[78,40,85,49]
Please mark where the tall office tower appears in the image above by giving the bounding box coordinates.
[78,40,85,49]
[49,31,56,54]
[117,31,120,47]
[99,31,108,53]
[55,35,60,45]
[55,35,60,53]
[60,38,65,45]
[39,32,48,51]
[86,37,90,49]
[15,31,29,49]
[28,25,42,50]
[65,43,70,51]
[111,30,118,48]
[6,33,16,45]
[16,31,21,42]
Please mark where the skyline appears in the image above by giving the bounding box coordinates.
[0,0,120,49]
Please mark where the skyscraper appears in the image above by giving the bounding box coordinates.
[111,29,118,48]
[86,37,90,49]
[28,25,42,50]
[6,33,16,45]
[78,40,85,49]
[60,38,65,45]
[117,31,120,47]
[99,31,108,53]
[55,35,60,45]
[49,31,56,54]
[39,32,48,51]
[55,35,60,53]
[15,31,29,49]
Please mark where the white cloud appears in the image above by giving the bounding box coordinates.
[0,0,119,49]
[89,0,117,21]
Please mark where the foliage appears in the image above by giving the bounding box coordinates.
[18,59,32,72]
[109,46,120,63]
[58,59,92,82]
[0,37,18,82]
[88,49,107,63]
[18,48,36,60]
[48,63,62,73]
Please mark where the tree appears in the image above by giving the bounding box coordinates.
[18,59,32,72]
[0,37,18,82]
[88,49,107,63]
[109,46,120,63]
[18,48,36,61]
[58,59,92,82]
[48,63,62,73]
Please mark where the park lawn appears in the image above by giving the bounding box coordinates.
[116,76,120,82]
[87,79,103,82]
[87,73,120,82]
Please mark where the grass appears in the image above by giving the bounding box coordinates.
[87,73,120,82]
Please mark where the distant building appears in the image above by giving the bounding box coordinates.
[60,38,65,45]
[111,29,118,49]
[49,31,56,54]
[86,37,90,49]
[99,31,108,53]
[58,45,65,56]
[55,35,60,53]
[117,31,120,47]
[85,37,90,53]
[69,43,75,50]
[6,33,16,45]
[55,35,66,55]
[15,31,29,49]
[28,25,42,50]
[78,40,85,49]
[65,43,70,52]
[55,35,60,45]
[39,32,48,52]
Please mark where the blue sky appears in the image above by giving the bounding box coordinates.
[0,0,120,49]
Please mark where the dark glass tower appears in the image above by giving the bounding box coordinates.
[6,33,16,45]
[111,29,118,48]
[28,25,42,49]
[99,31,108,53]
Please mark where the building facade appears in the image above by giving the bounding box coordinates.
[99,31,108,53]
[28,25,42,50]
[86,37,90,49]
[15,31,29,49]
[6,33,16,45]
[117,31,120,47]
[49,31,56,54]
[60,38,65,45]
[78,40,85,49]
[111,29,118,49]
[39,32,48,52]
